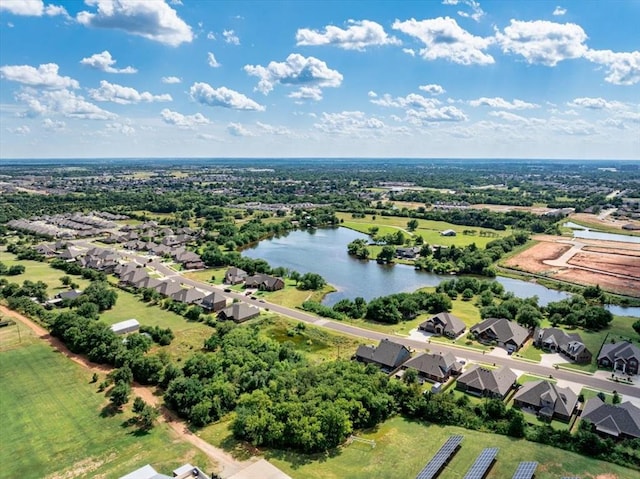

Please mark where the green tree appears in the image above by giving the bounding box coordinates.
[75,301,100,320]
[185,305,204,322]
[109,381,131,409]
[407,219,419,232]
[377,245,396,263]
[633,320,640,337]
[298,272,326,290]
[81,281,118,311]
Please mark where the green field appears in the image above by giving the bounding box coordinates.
[0,342,212,479]
[202,416,638,479]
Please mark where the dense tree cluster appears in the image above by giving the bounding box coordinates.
[365,291,452,324]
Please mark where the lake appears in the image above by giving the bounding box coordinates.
[243,227,640,317]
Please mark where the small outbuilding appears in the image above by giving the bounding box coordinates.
[110,318,140,335]
[440,229,457,236]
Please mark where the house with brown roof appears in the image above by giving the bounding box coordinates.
[597,341,640,376]
[355,338,411,372]
[217,302,260,323]
[581,397,640,440]
[400,352,463,383]
[455,365,516,399]
[513,380,578,422]
[470,317,530,353]
[419,312,466,339]
[244,274,285,291]
[534,327,592,364]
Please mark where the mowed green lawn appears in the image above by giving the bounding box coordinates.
[205,416,637,479]
[0,342,212,479]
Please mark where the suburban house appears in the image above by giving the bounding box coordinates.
[217,302,260,323]
[244,274,285,291]
[171,287,206,305]
[225,267,248,285]
[597,341,640,376]
[154,280,183,298]
[534,327,592,364]
[419,312,466,339]
[469,317,530,352]
[455,365,517,399]
[354,338,411,372]
[581,397,640,440]
[395,246,420,259]
[198,292,227,312]
[120,463,209,479]
[513,380,578,422]
[35,243,56,256]
[120,268,149,287]
[174,250,205,270]
[400,352,463,383]
[137,276,162,290]
[57,246,83,260]
[110,319,140,335]
[441,229,457,236]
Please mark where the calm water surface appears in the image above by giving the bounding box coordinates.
[243,228,640,317]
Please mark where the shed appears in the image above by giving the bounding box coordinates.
[440,229,457,236]
[111,319,140,335]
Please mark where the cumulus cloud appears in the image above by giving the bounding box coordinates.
[256,121,292,135]
[550,118,596,136]
[162,76,181,84]
[372,93,441,109]
[553,6,567,16]
[223,29,240,45]
[469,97,539,109]
[368,91,378,98]
[189,82,265,111]
[244,53,343,95]
[0,63,79,89]
[314,111,386,135]
[0,0,68,17]
[16,88,116,120]
[584,49,640,86]
[296,19,400,51]
[227,122,252,136]
[488,111,545,125]
[105,121,135,135]
[89,81,172,104]
[42,118,66,130]
[442,0,485,22]
[76,0,193,47]
[207,31,215,40]
[80,51,137,74]
[419,84,445,95]
[207,52,221,68]
[371,92,467,123]
[160,108,209,128]
[7,125,30,135]
[288,86,323,101]
[495,19,587,66]
[567,97,627,110]
[392,17,494,65]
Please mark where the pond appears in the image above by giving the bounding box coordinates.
[563,222,640,244]
[242,227,640,317]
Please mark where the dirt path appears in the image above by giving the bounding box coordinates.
[0,305,253,478]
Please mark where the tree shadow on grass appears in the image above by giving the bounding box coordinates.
[100,404,121,418]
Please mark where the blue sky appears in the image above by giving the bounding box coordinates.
[0,0,638,159]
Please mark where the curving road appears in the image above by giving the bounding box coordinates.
[75,240,640,400]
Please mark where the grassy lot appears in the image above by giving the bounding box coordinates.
[0,252,91,296]
[99,289,214,359]
[201,416,636,479]
[0,342,212,479]
[263,279,335,309]
[580,387,614,403]
[0,319,38,351]
[183,267,229,285]
[336,212,509,248]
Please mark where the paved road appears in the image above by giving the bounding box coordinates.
[74,240,640,400]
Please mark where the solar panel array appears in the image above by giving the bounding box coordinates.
[415,435,464,479]
[463,447,499,479]
[511,461,538,479]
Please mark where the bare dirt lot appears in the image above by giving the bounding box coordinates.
[502,236,640,297]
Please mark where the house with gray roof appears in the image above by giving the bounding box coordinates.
[225,267,248,284]
[597,341,640,375]
[419,312,466,339]
[455,365,516,399]
[199,292,227,313]
[154,280,182,298]
[355,338,411,372]
[581,397,640,440]
[171,287,206,305]
[400,352,463,383]
[513,380,578,422]
[244,274,285,291]
[138,276,161,290]
[121,268,149,287]
[217,302,260,323]
[534,327,592,364]
[470,317,530,352]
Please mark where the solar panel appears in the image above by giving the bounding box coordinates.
[463,447,499,479]
[511,461,538,479]
[415,435,463,479]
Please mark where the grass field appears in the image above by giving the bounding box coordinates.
[0,342,212,479]
[336,212,509,248]
[183,267,228,284]
[202,415,637,479]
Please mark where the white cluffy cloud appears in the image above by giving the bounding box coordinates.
[42,118,66,130]
[296,20,400,51]
[8,125,31,135]
[77,0,193,47]
[372,92,467,122]
[553,6,567,16]
[207,52,221,68]
[314,111,386,135]
[189,82,265,111]
[442,0,485,22]
[0,0,68,17]
[392,17,494,65]
[17,88,116,120]
[584,49,640,86]
[162,76,181,84]
[227,122,253,136]
[288,86,323,102]
[495,19,587,66]
[419,84,446,95]
[567,97,627,110]
[0,63,79,89]
[80,51,137,74]
[89,81,172,104]
[469,97,539,110]
[244,53,343,97]
[160,108,209,128]
[223,29,240,45]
